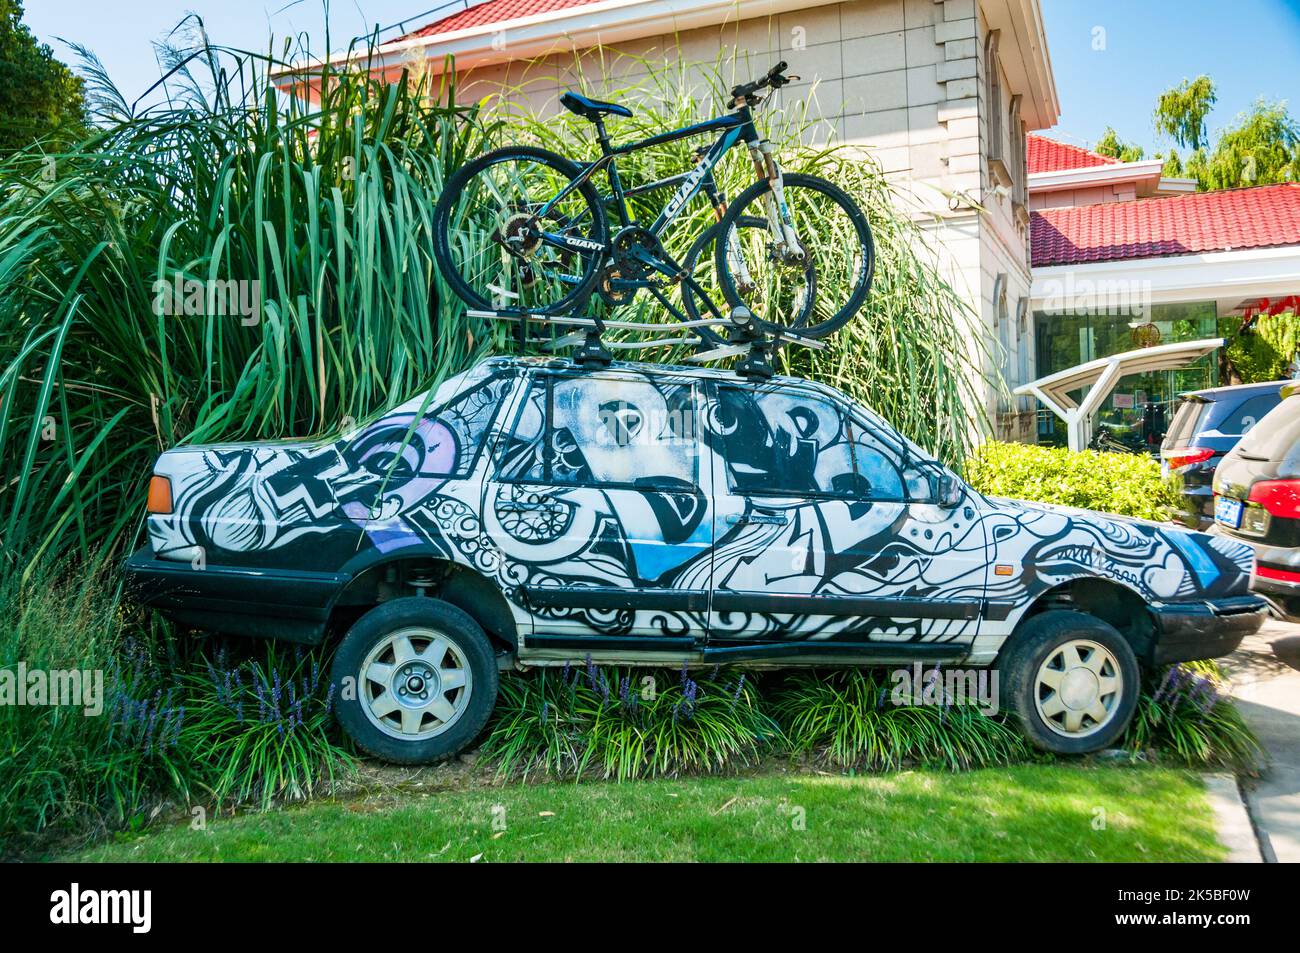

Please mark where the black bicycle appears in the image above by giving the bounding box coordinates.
[432,62,875,345]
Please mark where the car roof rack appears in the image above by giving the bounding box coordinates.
[466,306,825,379]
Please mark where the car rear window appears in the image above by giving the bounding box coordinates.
[1235,393,1300,460]
[1162,398,1207,449]
[1214,393,1282,436]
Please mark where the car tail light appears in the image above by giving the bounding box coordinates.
[1257,564,1300,584]
[1248,480,1300,518]
[1165,447,1215,471]
[146,475,173,514]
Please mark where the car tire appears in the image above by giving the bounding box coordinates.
[997,610,1140,755]
[331,597,499,765]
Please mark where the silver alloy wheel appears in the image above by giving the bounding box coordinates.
[1033,639,1123,738]
[359,627,473,741]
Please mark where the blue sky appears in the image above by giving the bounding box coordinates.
[25,0,1300,152]
[25,1,427,105]
[1041,0,1300,151]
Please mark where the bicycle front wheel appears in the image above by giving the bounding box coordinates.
[715,172,874,339]
[433,146,607,315]
[682,215,815,346]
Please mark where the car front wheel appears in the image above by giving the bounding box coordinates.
[332,597,499,764]
[998,610,1140,755]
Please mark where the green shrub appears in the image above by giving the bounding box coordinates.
[1126,662,1263,770]
[482,663,780,781]
[963,441,1180,520]
[771,668,1028,771]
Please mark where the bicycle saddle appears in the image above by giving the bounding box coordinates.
[560,91,633,122]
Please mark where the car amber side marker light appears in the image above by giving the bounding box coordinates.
[146,474,173,514]
[994,565,1015,576]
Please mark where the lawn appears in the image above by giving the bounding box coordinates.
[71,764,1225,862]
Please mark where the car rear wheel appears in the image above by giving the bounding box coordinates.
[332,598,499,764]
[998,610,1140,754]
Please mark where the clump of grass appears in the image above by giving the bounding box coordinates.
[0,17,494,578]
[1125,662,1263,771]
[481,662,780,781]
[772,668,1029,771]
[181,642,353,810]
[0,559,194,847]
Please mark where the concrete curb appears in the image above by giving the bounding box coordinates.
[1204,773,1264,863]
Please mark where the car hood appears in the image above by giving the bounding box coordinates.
[981,494,1255,602]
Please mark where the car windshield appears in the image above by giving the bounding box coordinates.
[1235,393,1300,462]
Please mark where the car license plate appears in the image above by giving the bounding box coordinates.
[1215,496,1244,529]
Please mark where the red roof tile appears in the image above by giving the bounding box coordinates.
[1027,134,1118,174]
[398,0,601,39]
[1031,183,1300,267]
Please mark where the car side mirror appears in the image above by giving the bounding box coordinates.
[933,473,964,508]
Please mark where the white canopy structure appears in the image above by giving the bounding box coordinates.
[1013,338,1224,452]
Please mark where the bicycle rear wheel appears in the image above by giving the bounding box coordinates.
[433,146,607,315]
[714,173,873,339]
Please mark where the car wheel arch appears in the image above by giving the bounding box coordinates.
[1006,576,1157,666]
[328,549,519,652]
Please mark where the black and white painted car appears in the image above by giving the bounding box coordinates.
[126,356,1267,761]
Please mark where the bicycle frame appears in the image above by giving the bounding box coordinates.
[536,106,763,253]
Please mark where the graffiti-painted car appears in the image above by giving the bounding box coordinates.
[126,356,1267,762]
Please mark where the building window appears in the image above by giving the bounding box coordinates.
[1032,302,1220,447]
[1009,94,1026,211]
[986,30,1003,163]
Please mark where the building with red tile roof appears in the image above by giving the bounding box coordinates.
[1026,134,1300,445]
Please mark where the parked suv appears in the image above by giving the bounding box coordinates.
[1162,381,1288,528]
[1213,382,1300,620]
[126,357,1266,762]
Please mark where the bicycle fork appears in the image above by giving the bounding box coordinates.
[746,140,806,263]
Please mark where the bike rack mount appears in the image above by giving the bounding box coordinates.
[465,306,825,379]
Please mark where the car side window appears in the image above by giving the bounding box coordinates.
[495,377,548,481]
[433,374,515,477]
[1219,394,1280,436]
[715,386,863,497]
[850,428,907,501]
[497,373,700,490]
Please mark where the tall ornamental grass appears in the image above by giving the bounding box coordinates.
[0,23,494,576]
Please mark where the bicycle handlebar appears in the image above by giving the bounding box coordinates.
[728,61,798,108]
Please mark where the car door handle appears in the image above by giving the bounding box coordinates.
[727,513,788,526]
[497,501,545,512]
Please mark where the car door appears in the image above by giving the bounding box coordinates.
[704,380,987,649]
[485,367,714,646]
